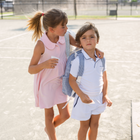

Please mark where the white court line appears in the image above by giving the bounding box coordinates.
[0,47,140,53]
[0,47,33,50]
[107,60,139,63]
[103,50,140,53]
[124,51,140,53]
[0,57,30,59]
[0,32,29,43]
[108,60,132,63]
[0,57,139,63]
[117,18,140,21]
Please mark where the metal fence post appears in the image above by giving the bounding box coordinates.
[12,3,14,16]
[106,0,108,16]
[130,2,132,15]
[0,2,3,19]
[116,3,118,20]
[74,0,77,19]
[36,3,38,11]
[42,0,44,12]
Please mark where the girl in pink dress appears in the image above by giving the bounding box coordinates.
[27,9,104,140]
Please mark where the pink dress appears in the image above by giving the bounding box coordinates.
[34,32,68,109]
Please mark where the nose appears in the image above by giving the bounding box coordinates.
[65,25,68,31]
[87,38,90,42]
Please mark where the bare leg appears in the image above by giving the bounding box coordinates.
[44,108,57,140]
[78,119,90,140]
[53,102,70,127]
[88,114,101,140]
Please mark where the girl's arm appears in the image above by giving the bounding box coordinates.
[69,34,104,58]
[69,34,80,47]
[102,71,112,107]
[95,48,104,59]
[28,40,58,74]
[69,74,93,103]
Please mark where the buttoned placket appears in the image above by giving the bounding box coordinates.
[86,58,95,70]
[94,59,100,68]
[88,57,99,69]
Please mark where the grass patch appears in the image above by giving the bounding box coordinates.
[68,15,109,19]
[1,14,32,20]
[1,14,140,20]
[3,12,13,15]
[68,15,140,19]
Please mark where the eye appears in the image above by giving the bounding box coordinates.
[91,36,95,38]
[82,37,86,39]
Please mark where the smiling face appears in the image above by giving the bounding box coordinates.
[79,29,98,51]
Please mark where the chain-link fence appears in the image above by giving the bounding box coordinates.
[0,0,140,19]
[0,0,14,19]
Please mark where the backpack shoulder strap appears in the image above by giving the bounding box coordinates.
[64,31,70,58]
[76,51,85,83]
[62,50,84,109]
[101,57,105,73]
[77,52,85,76]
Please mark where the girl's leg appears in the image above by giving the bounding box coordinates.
[53,102,70,127]
[88,114,101,140]
[44,108,57,140]
[78,119,90,140]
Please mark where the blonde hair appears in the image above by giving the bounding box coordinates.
[75,22,100,45]
[27,9,68,41]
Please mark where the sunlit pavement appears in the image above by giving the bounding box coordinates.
[0,18,140,140]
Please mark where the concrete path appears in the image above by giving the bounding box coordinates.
[0,18,140,140]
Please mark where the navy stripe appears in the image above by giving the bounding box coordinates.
[74,96,79,107]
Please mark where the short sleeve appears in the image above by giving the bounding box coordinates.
[103,57,106,72]
[70,57,79,78]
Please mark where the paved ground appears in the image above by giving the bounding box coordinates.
[0,18,140,140]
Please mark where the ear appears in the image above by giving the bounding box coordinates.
[97,39,99,44]
[80,44,83,48]
[48,27,54,33]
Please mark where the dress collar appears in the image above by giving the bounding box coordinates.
[41,32,65,50]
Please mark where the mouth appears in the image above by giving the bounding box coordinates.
[87,44,91,45]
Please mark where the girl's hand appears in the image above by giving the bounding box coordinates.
[102,95,112,107]
[96,48,104,59]
[45,58,58,69]
[80,93,93,104]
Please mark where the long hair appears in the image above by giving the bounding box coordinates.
[27,11,43,42]
[27,9,68,42]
